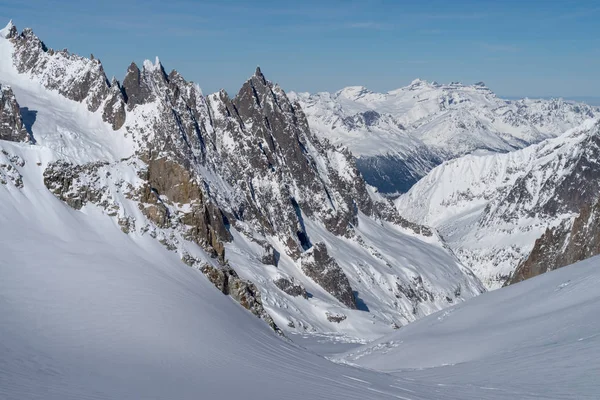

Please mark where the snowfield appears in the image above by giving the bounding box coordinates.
[2,19,599,400]
[0,21,486,342]
[338,255,600,399]
[291,80,599,194]
[396,119,600,289]
[3,137,598,399]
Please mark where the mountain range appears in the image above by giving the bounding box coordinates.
[0,21,485,341]
[292,80,599,194]
[2,19,600,400]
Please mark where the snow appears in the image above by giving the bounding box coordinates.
[0,19,13,38]
[291,80,599,193]
[4,133,597,399]
[0,36,134,164]
[396,119,600,288]
[338,255,600,399]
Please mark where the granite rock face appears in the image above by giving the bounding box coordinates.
[8,23,127,130]
[10,27,110,113]
[0,85,31,143]
[102,78,127,130]
[5,23,484,334]
[301,242,356,309]
[201,264,280,333]
[273,276,308,299]
[510,198,600,284]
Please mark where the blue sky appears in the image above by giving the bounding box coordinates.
[1,0,599,98]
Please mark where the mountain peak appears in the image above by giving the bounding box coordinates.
[143,56,163,73]
[0,19,17,39]
[409,78,428,86]
[253,65,267,85]
[336,86,371,99]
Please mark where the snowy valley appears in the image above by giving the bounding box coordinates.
[291,80,598,195]
[2,18,600,400]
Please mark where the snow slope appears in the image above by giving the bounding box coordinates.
[292,80,599,193]
[396,119,600,288]
[2,136,588,400]
[338,255,600,399]
[0,21,485,342]
[0,141,408,400]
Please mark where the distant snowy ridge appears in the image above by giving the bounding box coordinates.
[396,118,600,289]
[0,20,484,341]
[291,79,599,194]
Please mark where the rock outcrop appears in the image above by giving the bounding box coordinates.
[510,198,600,284]
[201,264,280,333]
[7,23,125,129]
[0,85,31,143]
[3,22,486,335]
[273,276,308,299]
[0,149,24,187]
[301,242,356,309]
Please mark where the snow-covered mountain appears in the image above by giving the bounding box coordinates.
[396,119,600,289]
[5,110,595,400]
[291,80,599,194]
[3,19,600,400]
[337,255,600,399]
[0,21,484,342]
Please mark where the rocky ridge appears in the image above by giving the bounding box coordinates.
[0,21,485,338]
[292,80,599,194]
[397,119,600,289]
[510,196,600,284]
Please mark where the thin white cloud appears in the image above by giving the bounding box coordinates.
[480,42,520,52]
[347,22,394,30]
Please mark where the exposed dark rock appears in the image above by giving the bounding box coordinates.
[396,275,434,315]
[122,62,156,109]
[0,85,32,143]
[201,264,281,333]
[301,242,356,309]
[325,312,347,323]
[510,197,600,285]
[261,242,280,266]
[273,277,308,299]
[43,161,108,209]
[138,157,231,262]
[0,150,24,187]
[102,78,126,130]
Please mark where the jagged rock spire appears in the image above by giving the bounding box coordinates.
[0,84,33,143]
[254,65,267,85]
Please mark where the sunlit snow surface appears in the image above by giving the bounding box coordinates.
[0,24,487,340]
[338,255,600,399]
[1,20,598,399]
[3,139,598,399]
